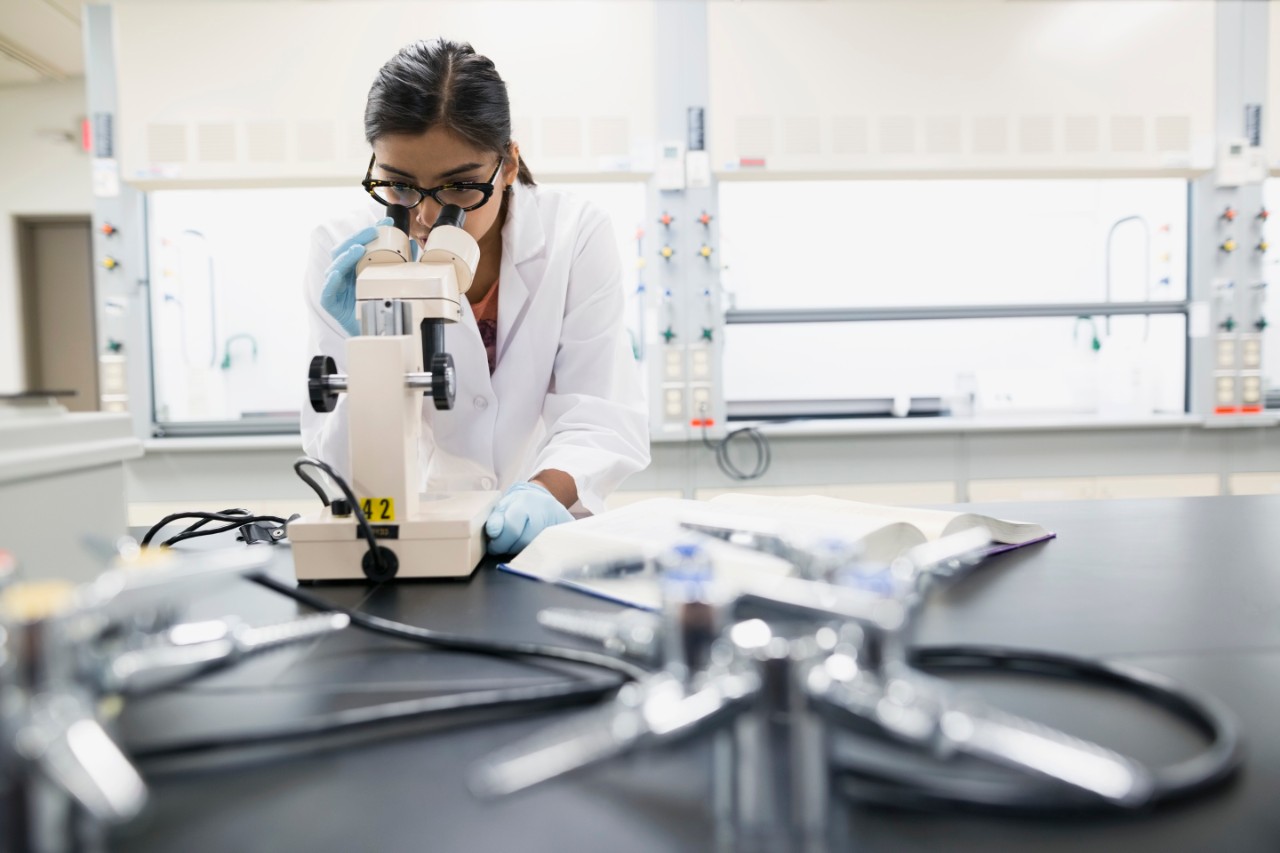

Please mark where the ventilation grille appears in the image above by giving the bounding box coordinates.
[878,116,915,155]
[589,116,628,158]
[297,120,336,161]
[512,116,534,151]
[784,116,821,156]
[146,123,187,163]
[1018,116,1053,154]
[246,122,287,163]
[971,116,1008,154]
[1154,115,1191,152]
[832,116,869,155]
[925,116,962,155]
[1063,116,1099,153]
[1110,115,1145,153]
[542,117,583,158]
[735,116,774,158]
[196,123,236,162]
[346,122,369,161]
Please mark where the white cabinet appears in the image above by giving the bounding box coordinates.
[1270,5,1280,175]
[708,0,1214,176]
[114,1,656,186]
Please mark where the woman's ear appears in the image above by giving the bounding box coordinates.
[505,140,522,186]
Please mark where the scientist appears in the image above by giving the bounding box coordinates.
[301,38,649,554]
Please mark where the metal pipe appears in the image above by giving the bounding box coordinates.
[725,300,1183,325]
[1104,215,1152,336]
[319,372,443,394]
[714,639,834,853]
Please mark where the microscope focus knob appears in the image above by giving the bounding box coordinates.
[308,355,340,413]
[430,352,456,411]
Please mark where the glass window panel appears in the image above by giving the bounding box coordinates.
[147,183,647,430]
[148,187,368,425]
[718,179,1188,310]
[723,314,1186,417]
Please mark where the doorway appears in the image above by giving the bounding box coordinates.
[17,216,99,412]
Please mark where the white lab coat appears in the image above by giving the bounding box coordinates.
[300,182,650,516]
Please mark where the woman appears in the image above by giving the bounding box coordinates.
[301,39,649,555]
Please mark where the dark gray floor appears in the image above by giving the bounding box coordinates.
[109,496,1280,852]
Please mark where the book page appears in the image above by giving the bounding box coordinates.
[501,495,1051,609]
[505,499,792,609]
[940,513,1050,545]
[707,494,1047,544]
[503,497,923,609]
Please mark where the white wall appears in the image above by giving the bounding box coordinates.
[0,78,92,393]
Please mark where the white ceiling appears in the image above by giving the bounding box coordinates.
[0,0,83,87]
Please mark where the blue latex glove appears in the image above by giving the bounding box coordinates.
[485,481,574,555]
[319,217,393,335]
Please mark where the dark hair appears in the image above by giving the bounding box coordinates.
[365,39,535,186]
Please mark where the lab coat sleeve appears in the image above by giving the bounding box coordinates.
[531,210,651,516]
[299,224,354,480]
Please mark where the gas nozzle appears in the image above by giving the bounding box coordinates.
[432,204,466,231]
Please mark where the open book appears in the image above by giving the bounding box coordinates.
[499,494,1054,610]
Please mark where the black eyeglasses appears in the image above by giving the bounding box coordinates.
[362,155,504,212]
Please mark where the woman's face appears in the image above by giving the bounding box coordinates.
[370,127,521,248]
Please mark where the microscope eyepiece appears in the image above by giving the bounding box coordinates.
[432,204,467,230]
[386,204,411,236]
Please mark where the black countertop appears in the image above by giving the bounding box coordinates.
[109,496,1280,852]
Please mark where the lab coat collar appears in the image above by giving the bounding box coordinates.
[495,182,546,364]
[503,181,546,266]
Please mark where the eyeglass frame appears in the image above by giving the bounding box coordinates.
[361,154,505,212]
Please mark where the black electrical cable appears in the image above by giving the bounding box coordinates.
[160,508,267,548]
[701,421,771,481]
[833,644,1243,813]
[131,678,619,762]
[292,458,332,507]
[293,455,383,575]
[250,572,651,683]
[142,511,290,548]
[175,507,250,536]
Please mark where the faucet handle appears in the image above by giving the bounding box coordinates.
[105,612,349,694]
[537,607,662,663]
[894,527,993,584]
[810,667,1153,807]
[73,547,274,626]
[16,694,147,824]
[471,670,757,797]
[938,700,1153,807]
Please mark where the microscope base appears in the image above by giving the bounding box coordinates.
[289,491,499,581]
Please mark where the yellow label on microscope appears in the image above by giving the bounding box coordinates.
[360,497,396,522]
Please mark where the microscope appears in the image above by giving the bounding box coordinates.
[291,205,500,581]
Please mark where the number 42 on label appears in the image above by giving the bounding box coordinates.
[360,497,396,522]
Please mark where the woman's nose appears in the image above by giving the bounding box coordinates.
[415,198,444,226]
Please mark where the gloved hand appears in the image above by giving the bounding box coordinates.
[485,481,574,555]
[320,217,393,335]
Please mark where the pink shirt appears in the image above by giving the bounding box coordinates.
[472,280,499,375]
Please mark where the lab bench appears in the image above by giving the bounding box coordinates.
[110,495,1280,852]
